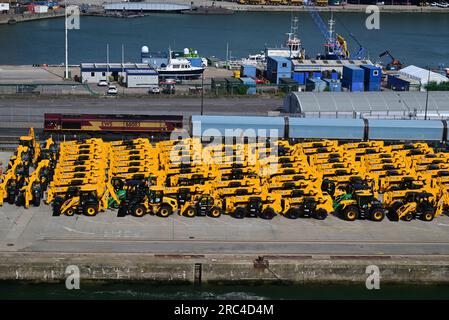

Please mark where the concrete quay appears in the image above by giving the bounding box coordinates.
[0,201,449,284]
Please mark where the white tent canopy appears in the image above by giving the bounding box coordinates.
[399,65,449,87]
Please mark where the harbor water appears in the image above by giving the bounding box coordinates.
[0,12,448,67]
[1,282,449,299]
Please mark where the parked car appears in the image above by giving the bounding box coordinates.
[107,85,118,95]
[97,79,108,87]
[148,86,161,94]
[162,84,175,94]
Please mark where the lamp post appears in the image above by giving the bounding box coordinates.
[424,66,431,120]
[106,43,109,83]
[64,7,68,79]
[200,71,204,115]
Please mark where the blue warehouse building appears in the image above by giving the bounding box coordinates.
[266,57,292,84]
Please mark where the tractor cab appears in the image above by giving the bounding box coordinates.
[177,188,192,206]
[111,177,125,192]
[345,177,371,195]
[398,178,424,190]
[19,136,33,149]
[63,187,80,201]
[31,180,43,203]
[404,192,434,206]
[300,197,319,218]
[196,194,215,216]
[124,180,148,200]
[337,189,385,222]
[229,168,244,180]
[278,145,288,157]
[354,192,380,211]
[247,196,263,217]
[148,189,164,204]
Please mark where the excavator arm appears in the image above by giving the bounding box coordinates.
[396,202,417,220]
[336,34,350,59]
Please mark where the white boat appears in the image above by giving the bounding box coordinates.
[157,49,205,79]
[241,52,266,66]
[265,17,305,60]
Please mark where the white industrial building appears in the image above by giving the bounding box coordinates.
[80,63,158,88]
[126,69,158,88]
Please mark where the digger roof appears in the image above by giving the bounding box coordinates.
[405,191,433,199]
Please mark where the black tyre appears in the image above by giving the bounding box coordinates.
[15,194,25,207]
[401,213,413,221]
[7,193,15,205]
[420,210,434,222]
[52,197,64,216]
[132,204,146,217]
[32,195,41,207]
[314,208,328,220]
[369,207,385,222]
[285,208,300,219]
[260,207,276,220]
[233,207,247,219]
[183,206,197,218]
[84,203,98,217]
[65,208,75,216]
[208,206,223,218]
[117,206,127,217]
[158,204,173,218]
[387,201,402,221]
[343,205,359,221]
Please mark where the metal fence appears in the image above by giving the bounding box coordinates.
[0,82,297,97]
[0,83,97,96]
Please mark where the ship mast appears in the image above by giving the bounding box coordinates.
[327,14,335,55]
[286,16,301,58]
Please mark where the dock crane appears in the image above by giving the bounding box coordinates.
[379,50,403,71]
[304,0,365,60]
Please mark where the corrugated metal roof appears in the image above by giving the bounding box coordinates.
[284,91,449,119]
[291,59,373,67]
[81,63,152,69]
[104,2,191,11]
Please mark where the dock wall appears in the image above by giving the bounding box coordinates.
[1,253,448,285]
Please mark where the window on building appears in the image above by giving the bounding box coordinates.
[102,72,106,76]
[282,63,287,68]
[91,72,95,77]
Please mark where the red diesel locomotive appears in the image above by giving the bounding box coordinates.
[44,114,184,134]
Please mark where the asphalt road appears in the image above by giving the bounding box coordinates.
[0,96,283,125]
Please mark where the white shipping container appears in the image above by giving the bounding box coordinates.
[34,5,48,13]
[0,3,10,11]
